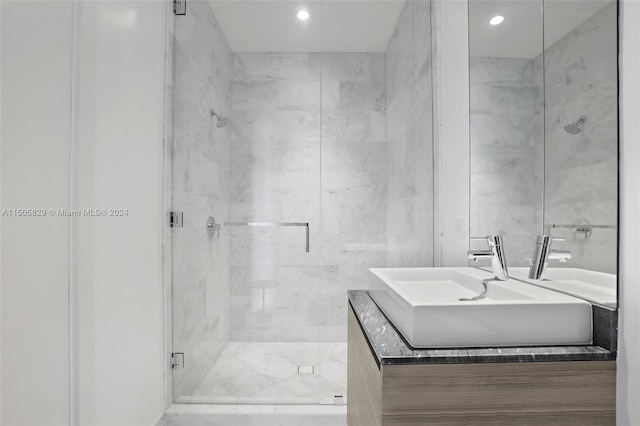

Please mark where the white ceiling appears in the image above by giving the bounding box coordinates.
[469,0,613,58]
[207,0,614,55]
[207,0,406,52]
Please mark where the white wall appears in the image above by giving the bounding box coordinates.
[431,0,470,266]
[1,0,167,424]
[1,2,74,424]
[72,1,166,424]
[618,1,640,424]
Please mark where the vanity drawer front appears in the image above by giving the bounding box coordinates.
[381,361,616,425]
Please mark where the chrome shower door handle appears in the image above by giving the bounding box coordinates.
[224,221,310,252]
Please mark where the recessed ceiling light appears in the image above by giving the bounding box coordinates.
[489,15,505,26]
[297,10,310,21]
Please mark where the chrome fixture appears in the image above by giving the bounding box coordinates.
[564,115,587,134]
[170,352,184,369]
[224,221,310,252]
[468,235,509,281]
[173,0,186,15]
[210,108,230,128]
[206,216,221,238]
[570,218,593,240]
[528,235,572,280]
[545,219,616,240]
[169,211,183,228]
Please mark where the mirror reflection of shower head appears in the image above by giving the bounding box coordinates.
[210,108,230,128]
[564,115,587,135]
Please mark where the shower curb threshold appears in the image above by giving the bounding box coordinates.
[166,403,347,426]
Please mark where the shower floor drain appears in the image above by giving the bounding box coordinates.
[297,365,315,374]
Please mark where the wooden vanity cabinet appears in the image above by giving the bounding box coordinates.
[347,307,616,426]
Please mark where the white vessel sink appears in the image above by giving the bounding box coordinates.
[509,267,617,308]
[368,267,592,348]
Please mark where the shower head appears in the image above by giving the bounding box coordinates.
[216,117,230,128]
[210,108,230,128]
[564,115,587,135]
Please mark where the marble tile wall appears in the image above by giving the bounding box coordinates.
[385,0,434,267]
[469,56,544,266]
[228,52,387,342]
[171,0,233,398]
[543,2,618,274]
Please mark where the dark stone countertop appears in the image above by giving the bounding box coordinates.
[348,290,616,366]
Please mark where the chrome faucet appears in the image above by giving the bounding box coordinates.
[467,235,509,281]
[528,235,572,279]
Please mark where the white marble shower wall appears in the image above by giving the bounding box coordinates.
[171,1,233,397]
[320,52,388,303]
[469,56,544,266]
[385,0,434,267]
[543,2,618,274]
[228,52,387,342]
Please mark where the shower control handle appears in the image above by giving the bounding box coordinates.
[207,216,221,238]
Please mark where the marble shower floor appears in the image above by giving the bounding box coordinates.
[183,342,348,404]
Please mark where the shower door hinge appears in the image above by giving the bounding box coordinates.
[169,211,183,228]
[171,353,184,369]
[173,0,186,15]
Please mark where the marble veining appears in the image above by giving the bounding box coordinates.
[593,305,618,353]
[187,342,347,404]
[348,290,615,366]
[470,56,543,267]
[385,0,434,268]
[228,52,387,342]
[543,2,617,274]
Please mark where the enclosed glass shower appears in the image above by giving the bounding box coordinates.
[167,0,434,404]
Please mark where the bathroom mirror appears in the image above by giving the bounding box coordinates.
[468,0,618,308]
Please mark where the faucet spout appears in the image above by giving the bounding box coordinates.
[467,250,493,261]
[528,235,572,279]
[468,235,509,281]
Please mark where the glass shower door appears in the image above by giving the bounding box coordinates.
[169,0,343,404]
[168,0,434,405]
[169,0,235,402]
[221,45,333,402]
